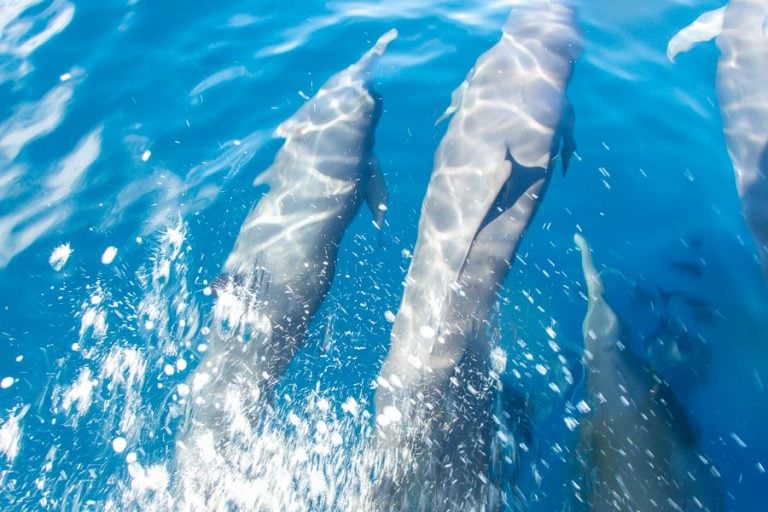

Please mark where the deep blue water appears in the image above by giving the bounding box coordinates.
[1,0,767,510]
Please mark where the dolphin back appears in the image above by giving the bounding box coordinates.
[668,1,768,275]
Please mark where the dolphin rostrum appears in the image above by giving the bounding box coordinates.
[372,2,580,508]
[667,1,768,276]
[571,233,723,512]
[176,30,395,485]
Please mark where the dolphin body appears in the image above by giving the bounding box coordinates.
[176,30,394,491]
[571,233,723,512]
[667,1,768,276]
[372,3,580,509]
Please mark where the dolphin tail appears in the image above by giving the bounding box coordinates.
[666,7,725,62]
[574,233,604,301]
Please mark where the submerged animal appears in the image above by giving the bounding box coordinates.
[572,233,723,512]
[667,0,768,276]
[372,2,581,509]
[176,29,395,483]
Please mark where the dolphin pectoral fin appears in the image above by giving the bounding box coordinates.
[453,156,514,282]
[274,99,315,141]
[364,154,388,230]
[460,169,547,286]
[253,163,278,187]
[667,7,725,62]
[559,98,577,175]
[436,77,470,125]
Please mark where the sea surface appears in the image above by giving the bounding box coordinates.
[1,0,767,510]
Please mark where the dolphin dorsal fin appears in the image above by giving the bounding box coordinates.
[667,7,726,62]
[574,233,604,301]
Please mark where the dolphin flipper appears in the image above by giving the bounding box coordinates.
[435,75,471,125]
[365,154,387,229]
[667,7,726,62]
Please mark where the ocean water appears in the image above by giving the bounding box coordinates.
[1,0,767,510]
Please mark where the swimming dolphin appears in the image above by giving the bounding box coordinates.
[667,1,768,276]
[176,30,395,479]
[372,2,580,508]
[571,233,723,512]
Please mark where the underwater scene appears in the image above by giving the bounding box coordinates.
[1,0,767,510]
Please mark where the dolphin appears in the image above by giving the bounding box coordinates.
[372,2,580,508]
[571,233,723,512]
[667,1,768,276]
[176,30,395,480]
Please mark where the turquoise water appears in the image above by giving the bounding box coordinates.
[1,0,766,510]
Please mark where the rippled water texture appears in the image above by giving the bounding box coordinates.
[1,0,766,510]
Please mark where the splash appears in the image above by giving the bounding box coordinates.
[48,242,73,271]
[0,405,29,464]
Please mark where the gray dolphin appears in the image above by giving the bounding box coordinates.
[667,1,768,276]
[571,233,723,512]
[176,30,395,480]
[372,2,580,509]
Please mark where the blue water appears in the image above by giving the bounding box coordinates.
[1,0,767,509]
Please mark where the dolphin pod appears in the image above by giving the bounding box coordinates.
[168,5,750,510]
[175,30,395,487]
[372,1,580,509]
[572,233,723,512]
[668,0,768,276]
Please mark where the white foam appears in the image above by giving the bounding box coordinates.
[489,346,507,374]
[101,246,118,264]
[49,242,73,271]
[58,367,96,421]
[100,346,147,434]
[112,436,127,453]
[0,405,29,463]
[376,405,402,427]
[341,397,359,417]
